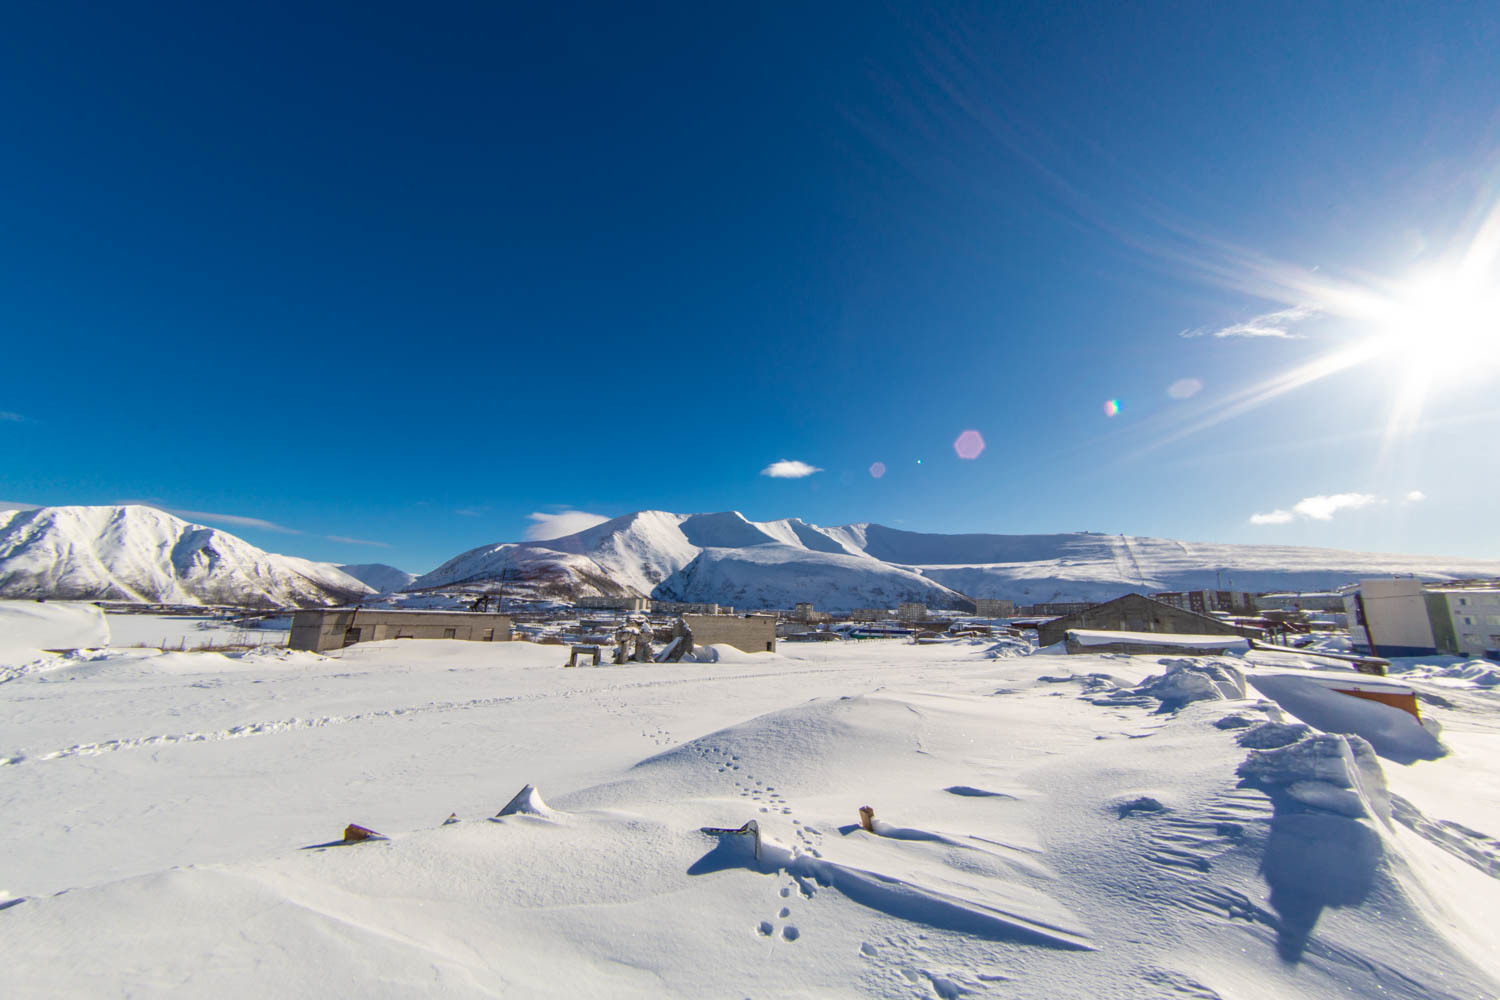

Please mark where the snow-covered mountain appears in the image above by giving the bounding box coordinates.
[0,505,374,606]
[414,509,1500,611]
[337,563,418,594]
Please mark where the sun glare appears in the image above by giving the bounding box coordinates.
[1375,270,1500,373]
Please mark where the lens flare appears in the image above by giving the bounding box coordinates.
[953,429,986,460]
[869,462,886,479]
[1104,399,1121,417]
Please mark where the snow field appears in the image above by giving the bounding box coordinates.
[2,631,1499,998]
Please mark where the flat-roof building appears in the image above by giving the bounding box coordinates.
[576,596,652,612]
[973,599,1015,618]
[290,609,514,652]
[681,613,777,654]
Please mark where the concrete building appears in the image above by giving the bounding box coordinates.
[897,602,928,621]
[576,596,652,612]
[850,608,887,622]
[1151,590,1256,616]
[973,598,1015,618]
[681,613,778,654]
[290,609,514,652]
[1037,593,1257,648]
[1345,578,1500,659]
[1254,591,1348,613]
[1018,601,1094,617]
[653,601,725,615]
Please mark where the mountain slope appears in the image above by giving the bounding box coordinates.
[415,510,1500,611]
[337,563,418,594]
[0,506,373,606]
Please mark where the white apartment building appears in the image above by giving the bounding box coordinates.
[1345,578,1500,660]
[1431,586,1500,659]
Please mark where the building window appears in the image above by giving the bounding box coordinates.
[443,628,457,639]
[342,628,361,647]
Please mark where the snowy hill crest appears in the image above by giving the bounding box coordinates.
[0,505,373,606]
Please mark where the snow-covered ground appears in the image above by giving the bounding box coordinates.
[3,614,1499,997]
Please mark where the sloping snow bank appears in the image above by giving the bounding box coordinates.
[1247,673,1445,763]
[688,643,782,664]
[1068,629,1250,653]
[0,601,108,660]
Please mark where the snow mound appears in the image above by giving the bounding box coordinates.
[1236,721,1316,749]
[983,635,1032,658]
[1093,658,1247,712]
[689,643,780,664]
[1237,732,1391,824]
[495,783,553,818]
[0,600,109,663]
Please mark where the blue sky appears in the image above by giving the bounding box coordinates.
[3,1,1498,571]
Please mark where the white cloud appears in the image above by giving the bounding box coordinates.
[525,510,609,540]
[1292,492,1380,520]
[1405,490,1426,503]
[0,411,25,422]
[1182,305,1318,340]
[1250,492,1381,525]
[1167,378,1203,399]
[760,459,823,479]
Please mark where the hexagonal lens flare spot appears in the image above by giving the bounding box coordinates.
[869,462,886,479]
[953,430,985,460]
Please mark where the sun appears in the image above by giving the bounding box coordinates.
[1373,268,1500,374]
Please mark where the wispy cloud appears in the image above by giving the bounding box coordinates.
[0,500,41,513]
[455,506,491,517]
[1181,305,1318,340]
[326,535,390,547]
[525,510,609,540]
[760,459,823,479]
[117,500,304,535]
[0,411,25,422]
[1250,491,1381,525]
[1405,490,1427,503]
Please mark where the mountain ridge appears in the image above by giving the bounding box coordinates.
[413,509,1500,611]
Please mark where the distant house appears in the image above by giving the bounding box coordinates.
[1037,593,1258,648]
[1150,589,1256,616]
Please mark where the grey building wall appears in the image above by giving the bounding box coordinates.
[681,614,778,654]
[290,609,515,652]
